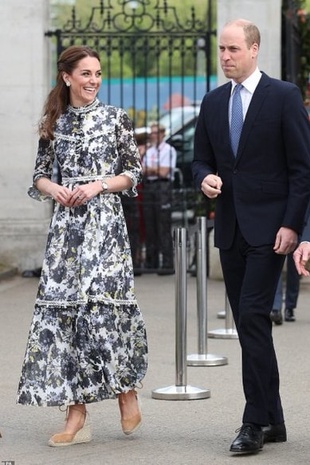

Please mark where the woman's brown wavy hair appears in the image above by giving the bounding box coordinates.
[39,45,100,140]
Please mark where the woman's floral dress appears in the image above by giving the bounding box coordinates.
[17,99,148,407]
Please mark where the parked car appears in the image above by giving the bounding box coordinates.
[159,105,200,141]
[159,105,200,188]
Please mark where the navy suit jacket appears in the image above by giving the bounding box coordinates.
[192,72,310,249]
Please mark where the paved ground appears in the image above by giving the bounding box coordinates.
[0,268,310,465]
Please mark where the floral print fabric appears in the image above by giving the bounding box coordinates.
[17,99,148,407]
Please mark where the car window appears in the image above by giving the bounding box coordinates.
[168,118,197,188]
[159,106,200,138]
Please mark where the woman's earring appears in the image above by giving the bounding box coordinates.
[66,81,70,87]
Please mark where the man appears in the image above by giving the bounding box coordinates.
[192,19,310,454]
[142,122,176,274]
[270,253,300,324]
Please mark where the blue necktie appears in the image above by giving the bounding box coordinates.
[230,84,243,156]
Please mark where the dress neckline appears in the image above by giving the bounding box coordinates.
[68,98,100,114]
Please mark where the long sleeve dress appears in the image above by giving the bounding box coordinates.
[17,99,148,407]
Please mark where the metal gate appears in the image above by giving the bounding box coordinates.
[46,0,216,274]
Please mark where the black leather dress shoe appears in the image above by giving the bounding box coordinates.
[262,423,287,443]
[270,310,283,325]
[230,424,263,454]
[285,308,295,322]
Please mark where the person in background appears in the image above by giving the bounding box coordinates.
[192,19,310,455]
[142,122,177,275]
[17,45,148,447]
[270,254,300,324]
[121,127,150,275]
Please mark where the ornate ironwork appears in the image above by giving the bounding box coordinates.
[56,0,208,34]
[46,1,215,87]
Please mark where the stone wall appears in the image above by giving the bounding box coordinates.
[217,0,282,84]
[0,0,52,271]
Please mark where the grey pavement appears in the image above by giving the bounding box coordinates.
[0,269,310,465]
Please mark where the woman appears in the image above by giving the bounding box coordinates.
[17,45,148,447]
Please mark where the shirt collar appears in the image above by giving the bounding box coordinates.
[231,67,262,95]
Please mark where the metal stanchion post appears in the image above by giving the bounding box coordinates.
[208,291,238,339]
[187,217,228,366]
[152,227,210,400]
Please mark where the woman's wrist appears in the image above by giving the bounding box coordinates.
[101,180,109,193]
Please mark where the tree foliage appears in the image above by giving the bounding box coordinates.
[282,0,310,101]
[296,1,310,102]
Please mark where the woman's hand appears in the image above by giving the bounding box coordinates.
[49,184,73,206]
[35,178,72,207]
[67,181,103,207]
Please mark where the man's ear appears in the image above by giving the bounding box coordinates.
[251,42,259,58]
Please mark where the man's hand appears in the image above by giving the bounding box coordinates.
[201,174,223,199]
[273,227,298,255]
[293,242,310,276]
